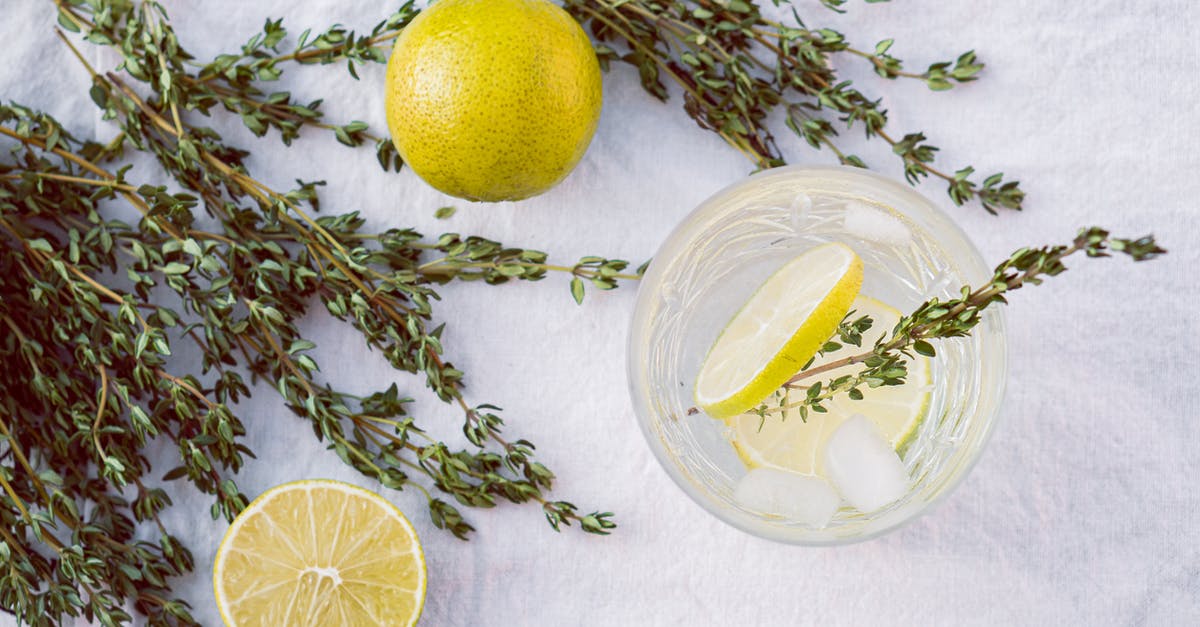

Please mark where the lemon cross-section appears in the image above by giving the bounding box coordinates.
[213,480,426,627]
[695,242,863,420]
[728,295,931,474]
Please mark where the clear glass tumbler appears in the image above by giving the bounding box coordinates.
[627,165,1007,544]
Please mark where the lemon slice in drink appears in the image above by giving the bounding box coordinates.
[213,480,426,626]
[729,295,931,474]
[695,242,863,419]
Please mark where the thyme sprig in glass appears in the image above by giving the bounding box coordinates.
[744,228,1165,421]
[683,228,1164,421]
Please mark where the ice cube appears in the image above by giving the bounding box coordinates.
[823,414,910,512]
[733,467,840,527]
[789,192,813,231]
[842,202,911,245]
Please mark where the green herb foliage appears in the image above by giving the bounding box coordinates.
[753,228,1165,421]
[563,0,1023,213]
[0,97,632,625]
[1,2,646,623]
[59,0,1022,213]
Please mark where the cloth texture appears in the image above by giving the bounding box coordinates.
[2,0,1198,625]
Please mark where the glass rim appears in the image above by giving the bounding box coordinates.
[626,164,1008,545]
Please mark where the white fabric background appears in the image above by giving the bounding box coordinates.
[3,0,1199,625]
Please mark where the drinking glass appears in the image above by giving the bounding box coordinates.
[627,166,1007,544]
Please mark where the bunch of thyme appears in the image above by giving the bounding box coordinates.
[2,106,206,624]
[564,0,1025,213]
[58,0,1023,213]
[1,3,646,623]
[0,95,635,623]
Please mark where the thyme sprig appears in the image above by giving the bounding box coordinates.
[563,0,1024,213]
[55,0,415,170]
[1,96,629,623]
[58,0,1024,213]
[1,2,654,620]
[751,228,1165,420]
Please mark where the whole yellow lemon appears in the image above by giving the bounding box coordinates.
[384,0,603,202]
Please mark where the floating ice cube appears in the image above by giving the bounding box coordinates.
[823,414,910,512]
[789,193,813,231]
[842,202,911,245]
[734,467,840,527]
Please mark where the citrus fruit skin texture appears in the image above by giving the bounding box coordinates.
[384,0,603,202]
[213,479,426,627]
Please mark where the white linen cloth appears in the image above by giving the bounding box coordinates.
[2,0,1197,624]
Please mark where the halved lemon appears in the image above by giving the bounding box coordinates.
[729,295,931,474]
[695,242,863,419]
[213,480,426,626]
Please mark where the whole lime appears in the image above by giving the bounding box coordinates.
[384,0,603,202]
